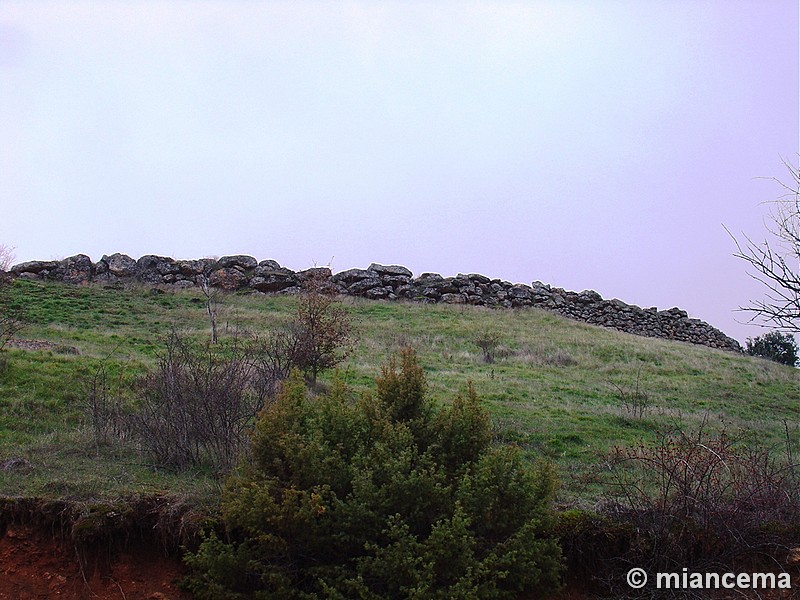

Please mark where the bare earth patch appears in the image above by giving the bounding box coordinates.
[0,525,190,600]
[6,338,79,354]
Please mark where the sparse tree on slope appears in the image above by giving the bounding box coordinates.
[291,270,355,384]
[0,245,24,350]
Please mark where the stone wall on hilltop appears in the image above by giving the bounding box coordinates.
[6,253,742,352]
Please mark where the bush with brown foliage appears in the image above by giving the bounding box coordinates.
[594,422,800,597]
[290,270,355,384]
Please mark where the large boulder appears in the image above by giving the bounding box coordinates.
[576,290,602,304]
[298,267,332,281]
[258,259,282,270]
[467,273,491,285]
[508,284,532,301]
[136,255,179,283]
[365,286,392,299]
[414,273,444,287]
[415,276,460,295]
[253,264,295,278]
[10,260,58,276]
[176,259,210,277]
[368,263,413,278]
[216,255,258,271]
[658,307,688,320]
[249,271,298,292]
[348,278,383,295]
[332,268,375,286]
[380,275,413,288]
[209,268,249,291]
[102,253,137,278]
[61,254,94,285]
[440,293,465,304]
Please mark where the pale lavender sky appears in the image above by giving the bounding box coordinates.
[1,1,798,344]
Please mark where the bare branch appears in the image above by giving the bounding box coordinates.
[728,160,800,332]
[198,275,220,344]
[0,245,14,272]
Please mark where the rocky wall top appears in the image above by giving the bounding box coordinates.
[6,253,743,352]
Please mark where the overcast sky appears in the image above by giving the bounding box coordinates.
[1,1,798,343]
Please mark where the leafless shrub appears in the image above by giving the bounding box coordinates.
[129,331,261,473]
[0,244,14,271]
[474,329,502,364]
[90,270,355,473]
[541,347,577,367]
[82,361,128,448]
[598,422,800,597]
[514,344,576,367]
[249,328,303,401]
[609,370,650,419]
[0,305,24,351]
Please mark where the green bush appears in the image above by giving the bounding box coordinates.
[745,331,798,366]
[184,348,562,599]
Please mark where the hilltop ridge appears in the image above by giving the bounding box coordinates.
[7,252,741,352]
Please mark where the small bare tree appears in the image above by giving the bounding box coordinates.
[474,329,502,364]
[198,275,221,344]
[729,159,800,332]
[0,244,14,271]
[609,369,650,419]
[0,244,24,351]
[246,272,355,397]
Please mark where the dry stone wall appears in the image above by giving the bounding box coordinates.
[7,253,742,352]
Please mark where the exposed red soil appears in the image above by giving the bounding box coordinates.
[0,525,191,600]
[3,523,799,599]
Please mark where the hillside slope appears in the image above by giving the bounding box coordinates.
[0,278,796,505]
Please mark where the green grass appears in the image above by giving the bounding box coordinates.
[1,279,798,506]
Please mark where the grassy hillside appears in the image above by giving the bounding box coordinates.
[1,279,797,506]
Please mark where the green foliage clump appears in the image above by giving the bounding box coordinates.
[184,348,562,599]
[745,331,798,366]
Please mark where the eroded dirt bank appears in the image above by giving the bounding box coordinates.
[2,502,798,599]
[0,524,190,599]
[0,496,199,599]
